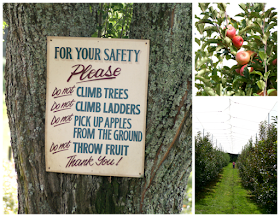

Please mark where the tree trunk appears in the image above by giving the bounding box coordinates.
[3,3,192,214]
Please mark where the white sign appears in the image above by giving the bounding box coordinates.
[45,36,149,177]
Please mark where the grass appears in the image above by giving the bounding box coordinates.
[195,163,265,214]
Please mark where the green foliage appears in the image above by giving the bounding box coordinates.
[92,3,133,38]
[237,121,277,214]
[195,3,277,96]
[195,132,230,192]
[3,160,18,214]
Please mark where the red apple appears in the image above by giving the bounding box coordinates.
[236,51,250,65]
[272,58,277,65]
[240,64,253,76]
[232,36,244,49]
[226,25,236,39]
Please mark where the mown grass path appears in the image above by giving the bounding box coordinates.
[195,163,265,214]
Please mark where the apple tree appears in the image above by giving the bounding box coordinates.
[195,3,277,96]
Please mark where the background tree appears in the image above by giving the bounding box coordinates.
[3,3,192,214]
[195,3,277,96]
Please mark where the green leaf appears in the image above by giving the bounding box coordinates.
[216,83,222,95]
[197,57,210,68]
[195,38,201,46]
[244,67,250,79]
[264,7,275,19]
[263,71,270,81]
[262,31,270,44]
[238,3,247,12]
[225,91,235,96]
[257,80,266,90]
[249,12,261,19]
[204,87,217,96]
[267,89,277,96]
[247,35,261,41]
[235,12,246,17]
[196,23,204,34]
[223,37,232,47]
[250,70,263,78]
[258,51,267,62]
[235,89,245,96]
[217,3,227,12]
[226,55,231,60]
[195,15,201,20]
[239,25,254,36]
[201,39,220,50]
[215,45,224,52]
[195,75,211,87]
[212,68,218,76]
[196,19,214,25]
[229,46,238,56]
[197,69,210,76]
[264,23,277,32]
[199,3,210,12]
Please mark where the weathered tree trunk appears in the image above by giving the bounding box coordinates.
[4,3,192,214]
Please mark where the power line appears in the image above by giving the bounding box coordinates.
[232,117,260,123]
[232,101,275,111]
[195,99,277,154]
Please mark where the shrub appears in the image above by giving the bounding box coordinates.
[237,121,277,214]
[195,132,230,192]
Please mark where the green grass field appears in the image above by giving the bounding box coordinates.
[195,163,265,214]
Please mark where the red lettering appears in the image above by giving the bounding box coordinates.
[51,85,75,98]
[52,87,61,97]
[65,155,94,168]
[51,99,75,113]
[50,142,58,152]
[113,67,121,76]
[50,140,71,154]
[67,64,121,83]
[95,156,115,166]
[50,114,74,127]
[104,65,112,76]
[50,101,60,111]
[67,64,85,82]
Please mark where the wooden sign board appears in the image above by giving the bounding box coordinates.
[45,36,149,177]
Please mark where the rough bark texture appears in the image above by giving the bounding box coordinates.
[4,3,192,214]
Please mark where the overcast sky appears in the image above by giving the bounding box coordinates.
[194,97,277,154]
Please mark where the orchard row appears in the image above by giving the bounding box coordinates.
[237,121,277,214]
[195,132,230,192]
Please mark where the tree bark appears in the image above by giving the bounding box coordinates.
[4,3,192,214]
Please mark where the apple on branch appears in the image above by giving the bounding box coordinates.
[240,64,253,76]
[236,50,256,65]
[232,35,244,49]
[236,51,250,65]
[226,25,236,39]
